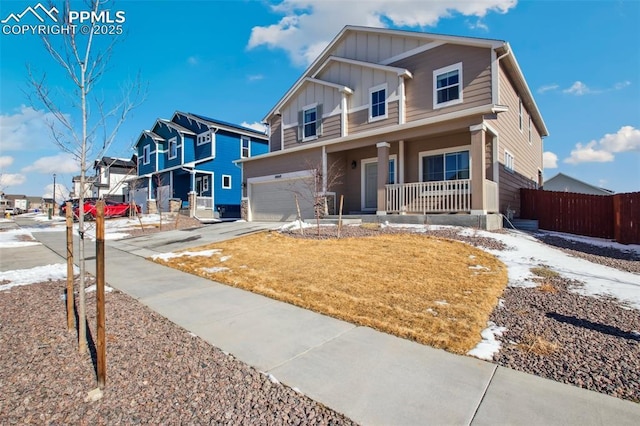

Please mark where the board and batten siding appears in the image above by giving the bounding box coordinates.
[348,100,399,134]
[280,81,342,130]
[391,44,492,123]
[331,31,434,65]
[487,64,543,185]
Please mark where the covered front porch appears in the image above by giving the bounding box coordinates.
[324,122,500,221]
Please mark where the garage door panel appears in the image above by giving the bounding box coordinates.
[251,178,315,222]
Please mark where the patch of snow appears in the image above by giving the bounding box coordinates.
[0,264,78,291]
[267,373,279,384]
[201,267,230,273]
[469,265,490,271]
[536,230,640,256]
[279,220,313,231]
[0,241,41,248]
[426,308,437,316]
[467,321,507,361]
[219,255,232,262]
[151,249,221,261]
[498,298,505,308]
[434,300,448,306]
[85,284,114,293]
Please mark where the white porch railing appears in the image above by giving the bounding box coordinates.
[196,196,213,210]
[386,179,471,214]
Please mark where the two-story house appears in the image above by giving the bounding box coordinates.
[240,26,548,228]
[132,111,269,217]
[91,156,137,202]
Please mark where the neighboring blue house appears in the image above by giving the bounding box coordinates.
[132,111,269,218]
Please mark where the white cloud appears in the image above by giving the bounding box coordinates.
[598,125,640,153]
[564,126,640,165]
[247,0,517,66]
[21,153,78,174]
[537,84,559,94]
[241,121,267,133]
[43,183,68,204]
[0,156,14,169]
[248,74,264,82]
[0,106,61,151]
[187,56,199,66]
[562,80,631,96]
[543,151,558,169]
[0,173,26,188]
[468,18,489,31]
[563,81,592,96]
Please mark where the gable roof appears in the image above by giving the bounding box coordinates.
[156,119,196,136]
[172,111,268,139]
[94,156,136,169]
[263,25,548,137]
[544,172,614,195]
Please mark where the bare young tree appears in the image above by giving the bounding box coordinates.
[27,0,145,353]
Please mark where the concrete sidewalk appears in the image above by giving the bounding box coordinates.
[15,223,640,425]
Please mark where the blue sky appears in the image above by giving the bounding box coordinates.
[1,0,638,200]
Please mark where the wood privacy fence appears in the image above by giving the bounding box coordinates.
[520,189,640,244]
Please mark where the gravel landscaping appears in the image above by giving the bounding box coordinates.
[1,223,638,424]
[0,277,356,425]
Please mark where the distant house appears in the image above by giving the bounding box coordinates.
[91,156,137,202]
[131,111,269,217]
[240,25,548,228]
[544,172,614,195]
[71,175,95,199]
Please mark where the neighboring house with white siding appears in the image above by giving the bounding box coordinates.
[544,172,614,195]
[239,25,548,228]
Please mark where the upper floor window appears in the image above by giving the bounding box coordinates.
[241,136,250,158]
[197,131,212,146]
[421,150,470,182]
[518,98,523,131]
[142,145,150,165]
[528,116,532,143]
[298,104,322,142]
[99,167,108,184]
[369,84,387,122]
[433,63,463,109]
[505,150,515,172]
[168,137,178,160]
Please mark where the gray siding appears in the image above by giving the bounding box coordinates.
[270,115,282,152]
[499,167,537,217]
[282,113,342,150]
[391,44,492,122]
[243,148,323,182]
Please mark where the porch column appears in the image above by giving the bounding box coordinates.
[376,142,390,215]
[470,124,487,214]
[189,170,196,217]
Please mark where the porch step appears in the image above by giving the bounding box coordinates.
[507,218,539,231]
[305,217,362,225]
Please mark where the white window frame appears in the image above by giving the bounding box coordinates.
[222,174,232,189]
[168,137,178,160]
[202,175,209,192]
[142,145,150,165]
[505,150,515,172]
[197,131,212,146]
[418,145,472,182]
[433,62,463,109]
[528,116,532,144]
[241,136,250,158]
[302,103,318,142]
[369,83,388,122]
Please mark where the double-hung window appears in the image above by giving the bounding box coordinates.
[505,150,515,172]
[241,136,250,158]
[421,150,470,182]
[298,104,322,141]
[433,63,463,109]
[369,84,387,121]
[142,145,150,165]
[168,137,178,160]
[222,175,232,189]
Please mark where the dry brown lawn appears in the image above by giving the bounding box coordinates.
[152,232,508,354]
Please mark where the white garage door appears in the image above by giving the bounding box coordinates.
[250,176,316,222]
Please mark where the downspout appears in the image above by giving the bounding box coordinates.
[492,44,511,105]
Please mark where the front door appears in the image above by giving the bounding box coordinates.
[363,161,377,210]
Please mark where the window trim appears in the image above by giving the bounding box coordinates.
[222,174,232,189]
[528,116,532,144]
[197,130,212,146]
[418,146,472,182]
[518,98,523,132]
[505,150,515,172]
[368,83,388,122]
[241,135,251,158]
[168,137,178,160]
[301,103,319,142]
[202,175,209,192]
[433,62,463,109]
[142,145,151,165]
